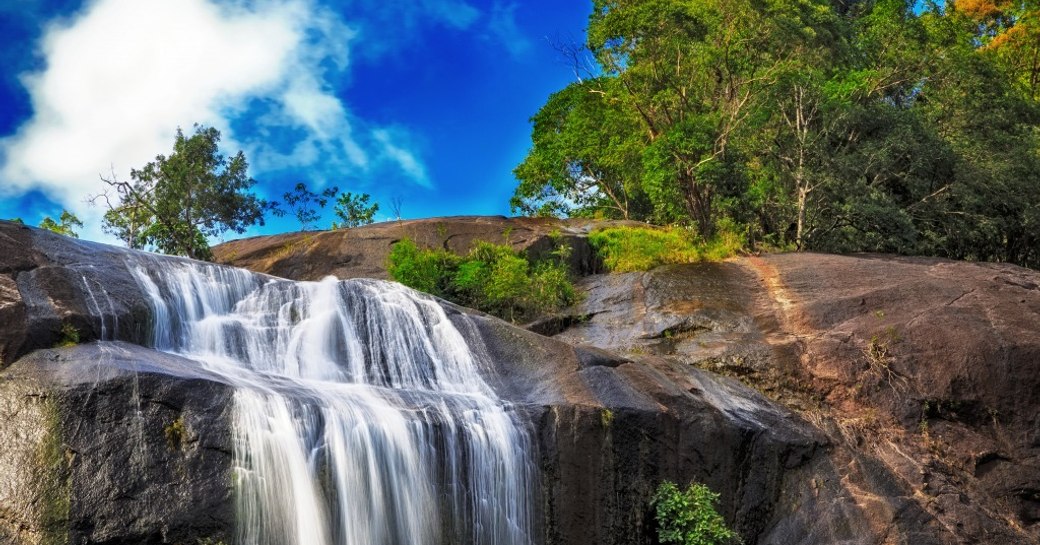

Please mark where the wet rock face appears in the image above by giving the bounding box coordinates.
[0,344,235,545]
[462,314,824,545]
[0,220,154,367]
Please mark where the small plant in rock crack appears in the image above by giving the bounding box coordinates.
[863,326,908,392]
[164,416,187,450]
[865,334,890,368]
[54,323,80,348]
[600,408,614,428]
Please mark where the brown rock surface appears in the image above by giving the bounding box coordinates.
[755,253,1040,539]
[211,215,637,280]
[551,253,1040,544]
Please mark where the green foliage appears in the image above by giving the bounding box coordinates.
[653,481,739,545]
[590,227,700,272]
[517,0,1040,269]
[515,0,842,236]
[164,416,187,450]
[332,192,379,229]
[54,323,80,348]
[281,182,338,230]
[386,239,461,297]
[512,78,650,220]
[589,225,742,272]
[96,125,274,260]
[38,210,83,238]
[387,239,578,322]
[98,196,152,251]
[600,408,614,428]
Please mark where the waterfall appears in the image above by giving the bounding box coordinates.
[128,259,536,545]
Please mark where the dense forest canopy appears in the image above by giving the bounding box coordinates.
[513,0,1040,268]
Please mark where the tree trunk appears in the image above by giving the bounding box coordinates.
[681,174,715,239]
[796,186,808,250]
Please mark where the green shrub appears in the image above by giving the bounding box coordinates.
[700,219,746,262]
[652,481,739,545]
[387,238,578,322]
[55,323,80,348]
[529,261,577,312]
[482,253,531,313]
[386,239,461,298]
[589,225,743,272]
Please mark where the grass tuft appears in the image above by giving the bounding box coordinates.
[589,224,743,273]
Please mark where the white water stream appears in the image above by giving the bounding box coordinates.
[128,259,536,545]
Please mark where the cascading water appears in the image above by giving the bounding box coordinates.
[128,258,536,545]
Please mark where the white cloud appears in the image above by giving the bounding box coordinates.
[0,0,434,240]
[373,128,430,188]
[488,2,532,59]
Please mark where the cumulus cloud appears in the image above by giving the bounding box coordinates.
[0,0,435,239]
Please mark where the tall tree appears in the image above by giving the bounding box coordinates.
[98,125,274,260]
[955,0,1040,98]
[764,76,835,249]
[517,0,842,236]
[515,0,1040,268]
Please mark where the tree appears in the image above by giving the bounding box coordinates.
[514,0,1040,268]
[332,192,379,229]
[283,182,338,230]
[38,210,83,238]
[955,0,1040,98]
[99,200,152,250]
[96,125,275,260]
[913,5,1040,267]
[513,77,650,220]
[591,0,788,235]
[518,0,842,236]
[91,170,152,249]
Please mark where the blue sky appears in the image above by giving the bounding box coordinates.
[0,0,591,241]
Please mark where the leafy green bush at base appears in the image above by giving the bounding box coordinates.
[387,239,578,322]
[653,481,739,545]
[589,225,743,273]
